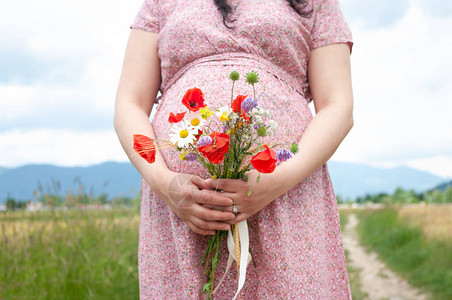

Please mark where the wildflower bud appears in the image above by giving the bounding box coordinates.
[257,126,267,137]
[276,148,293,162]
[241,96,258,112]
[198,135,212,146]
[229,71,240,81]
[245,71,259,85]
[290,142,299,154]
[185,153,197,161]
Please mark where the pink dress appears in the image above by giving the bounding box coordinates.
[131,0,353,298]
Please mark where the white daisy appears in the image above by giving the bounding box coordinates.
[215,106,233,122]
[169,122,197,148]
[185,112,205,131]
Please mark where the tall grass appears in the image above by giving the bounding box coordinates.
[0,209,140,300]
[356,207,452,299]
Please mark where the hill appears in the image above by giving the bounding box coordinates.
[0,162,140,202]
[0,167,10,176]
[327,162,445,199]
[0,161,446,202]
[430,180,452,191]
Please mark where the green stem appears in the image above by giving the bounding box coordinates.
[231,81,235,107]
[207,232,221,299]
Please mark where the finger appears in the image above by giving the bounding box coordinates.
[202,203,243,217]
[191,189,233,206]
[193,204,235,221]
[227,212,248,224]
[189,175,211,190]
[187,222,216,236]
[201,204,233,212]
[191,216,231,231]
[205,178,249,192]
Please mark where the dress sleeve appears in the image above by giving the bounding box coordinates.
[310,0,353,53]
[130,0,159,34]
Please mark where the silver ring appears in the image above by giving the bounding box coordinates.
[232,204,238,215]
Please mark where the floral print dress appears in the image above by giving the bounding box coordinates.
[130,0,353,298]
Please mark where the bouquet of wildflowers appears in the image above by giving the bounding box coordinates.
[133,71,298,299]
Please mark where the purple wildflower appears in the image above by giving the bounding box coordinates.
[185,153,197,161]
[241,96,258,112]
[197,135,212,146]
[276,149,293,162]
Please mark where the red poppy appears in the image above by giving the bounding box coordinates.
[168,112,186,123]
[198,132,229,164]
[181,88,206,112]
[133,134,156,164]
[251,145,277,173]
[194,129,203,141]
[231,95,247,113]
[231,95,251,123]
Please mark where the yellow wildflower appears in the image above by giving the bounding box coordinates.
[219,111,229,122]
[200,107,212,119]
[179,150,187,160]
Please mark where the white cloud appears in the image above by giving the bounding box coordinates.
[0,0,451,179]
[331,1,452,177]
[1,0,146,128]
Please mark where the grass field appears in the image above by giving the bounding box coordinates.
[356,205,452,299]
[2,205,450,299]
[0,209,140,300]
[398,204,452,241]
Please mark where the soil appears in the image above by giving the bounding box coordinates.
[342,213,431,300]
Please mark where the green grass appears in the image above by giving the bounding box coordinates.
[356,207,452,299]
[0,209,140,300]
[339,209,349,228]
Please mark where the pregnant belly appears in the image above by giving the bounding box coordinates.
[152,62,313,176]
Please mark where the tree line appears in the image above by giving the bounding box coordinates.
[337,185,452,204]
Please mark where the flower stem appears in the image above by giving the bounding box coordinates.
[231,81,235,107]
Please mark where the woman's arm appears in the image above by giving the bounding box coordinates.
[205,43,353,222]
[114,30,235,234]
[114,30,166,185]
[275,42,354,190]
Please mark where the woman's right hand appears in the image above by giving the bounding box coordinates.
[149,170,236,235]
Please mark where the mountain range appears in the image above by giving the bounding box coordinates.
[0,161,447,202]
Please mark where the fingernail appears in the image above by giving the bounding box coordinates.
[223,225,230,230]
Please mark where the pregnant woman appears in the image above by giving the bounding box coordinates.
[114,0,354,298]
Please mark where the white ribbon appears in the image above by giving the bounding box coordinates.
[212,220,252,299]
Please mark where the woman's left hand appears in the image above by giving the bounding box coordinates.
[203,170,283,224]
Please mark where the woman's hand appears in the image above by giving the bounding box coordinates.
[203,170,284,224]
[149,170,236,235]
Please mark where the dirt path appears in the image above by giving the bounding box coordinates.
[342,213,430,300]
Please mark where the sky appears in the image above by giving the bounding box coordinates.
[0,0,451,178]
